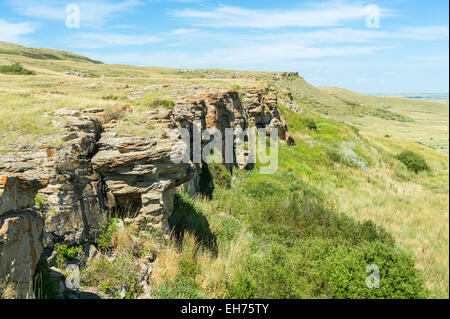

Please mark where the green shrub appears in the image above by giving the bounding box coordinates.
[34,195,47,207]
[138,94,175,109]
[396,150,430,173]
[0,62,35,75]
[227,238,427,299]
[317,240,428,299]
[98,216,119,253]
[246,180,284,199]
[54,243,83,269]
[101,95,120,100]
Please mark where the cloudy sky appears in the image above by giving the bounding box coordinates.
[0,0,448,93]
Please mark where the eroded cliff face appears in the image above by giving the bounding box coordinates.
[0,86,296,296]
[0,175,47,298]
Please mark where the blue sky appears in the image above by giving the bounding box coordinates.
[0,0,448,93]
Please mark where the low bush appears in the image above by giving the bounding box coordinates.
[34,195,47,207]
[0,62,35,75]
[98,216,119,253]
[54,243,83,269]
[227,239,427,299]
[101,95,120,100]
[396,150,430,174]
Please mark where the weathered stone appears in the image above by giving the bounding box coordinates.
[0,84,295,253]
[49,266,65,281]
[41,127,106,245]
[53,108,80,117]
[0,209,44,298]
[0,175,48,216]
[92,134,193,235]
[83,107,104,114]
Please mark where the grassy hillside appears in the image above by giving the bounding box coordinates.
[0,42,448,298]
[273,76,449,154]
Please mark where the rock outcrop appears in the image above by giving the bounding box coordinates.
[0,175,47,298]
[0,115,107,246]
[42,117,106,245]
[92,133,193,235]
[0,86,296,248]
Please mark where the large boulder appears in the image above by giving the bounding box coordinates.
[0,174,47,298]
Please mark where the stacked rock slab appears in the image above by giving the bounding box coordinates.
[0,114,107,246]
[0,175,47,298]
[91,132,194,235]
[42,117,106,245]
[170,88,296,165]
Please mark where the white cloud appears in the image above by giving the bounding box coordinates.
[6,0,143,26]
[170,3,392,28]
[82,44,387,69]
[168,28,198,35]
[397,26,449,41]
[0,19,35,42]
[69,32,160,49]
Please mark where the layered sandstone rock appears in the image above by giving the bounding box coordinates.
[0,86,296,246]
[92,133,193,235]
[0,175,47,298]
[0,115,106,246]
[42,118,106,245]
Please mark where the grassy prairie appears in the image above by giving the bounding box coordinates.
[277,106,449,298]
[318,87,449,154]
[0,42,448,298]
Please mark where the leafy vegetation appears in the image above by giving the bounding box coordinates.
[54,243,83,269]
[98,216,119,253]
[0,62,35,75]
[34,195,48,207]
[396,150,431,174]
